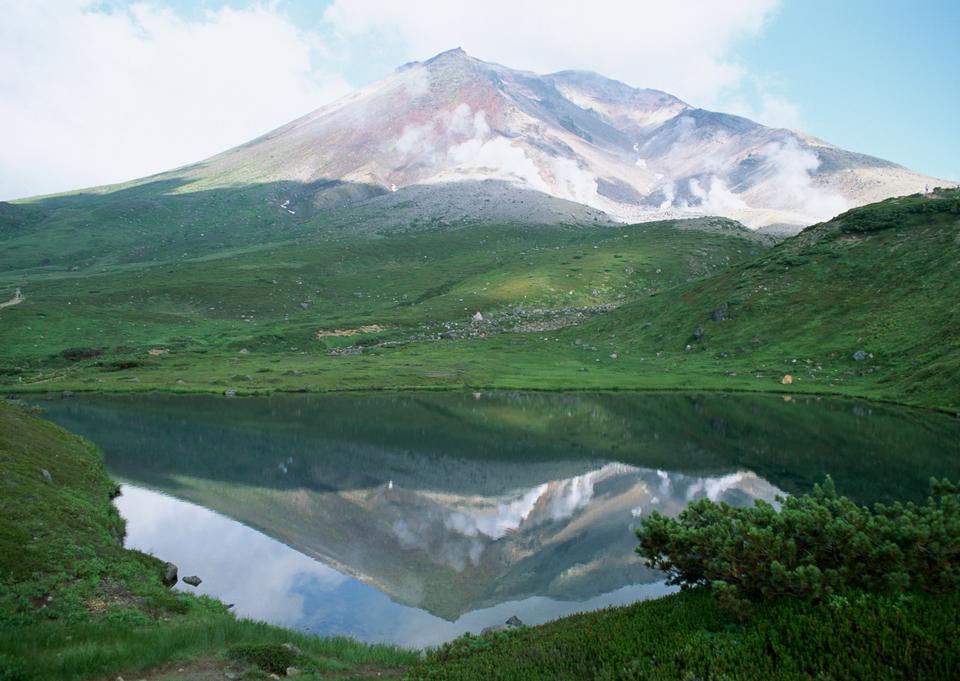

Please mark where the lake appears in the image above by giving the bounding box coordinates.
[40,391,960,647]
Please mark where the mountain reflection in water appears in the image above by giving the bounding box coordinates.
[116,462,780,646]
[39,391,960,646]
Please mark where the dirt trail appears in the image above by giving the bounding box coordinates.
[0,288,23,309]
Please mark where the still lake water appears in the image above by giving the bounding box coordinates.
[41,391,960,647]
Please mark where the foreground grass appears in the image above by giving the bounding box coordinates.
[409,588,959,680]
[0,400,416,680]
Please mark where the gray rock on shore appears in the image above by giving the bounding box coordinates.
[161,562,178,587]
[482,615,524,634]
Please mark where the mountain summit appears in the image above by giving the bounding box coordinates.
[142,49,949,229]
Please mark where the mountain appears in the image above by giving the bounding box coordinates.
[113,47,949,230]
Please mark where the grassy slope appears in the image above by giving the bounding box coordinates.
[408,588,959,680]
[0,400,417,680]
[1,189,958,411]
[0,216,767,389]
[586,189,960,409]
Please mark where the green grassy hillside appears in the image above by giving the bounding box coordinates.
[1,187,958,410]
[586,188,960,407]
[0,214,767,389]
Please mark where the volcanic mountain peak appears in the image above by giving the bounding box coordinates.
[156,49,952,229]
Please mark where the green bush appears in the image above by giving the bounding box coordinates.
[227,643,301,674]
[0,654,28,681]
[636,477,960,606]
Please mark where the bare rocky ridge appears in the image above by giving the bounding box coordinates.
[123,48,953,230]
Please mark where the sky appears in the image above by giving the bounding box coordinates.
[1,0,957,200]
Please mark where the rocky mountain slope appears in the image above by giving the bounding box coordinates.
[122,47,950,230]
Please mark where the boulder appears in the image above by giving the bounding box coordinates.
[483,616,524,634]
[182,575,202,587]
[39,468,52,483]
[693,326,705,340]
[61,390,74,399]
[223,389,237,397]
[481,623,506,634]
[281,643,302,656]
[853,350,867,361]
[710,304,728,322]
[161,562,178,587]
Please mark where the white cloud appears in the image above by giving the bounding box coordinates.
[324,0,780,108]
[761,138,848,220]
[0,2,352,200]
[688,176,748,214]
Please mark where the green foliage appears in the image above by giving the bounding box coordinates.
[636,477,960,608]
[408,588,960,680]
[0,654,28,681]
[833,190,960,233]
[227,643,301,674]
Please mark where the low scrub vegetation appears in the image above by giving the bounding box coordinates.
[636,476,960,610]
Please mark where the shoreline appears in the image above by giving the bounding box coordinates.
[7,381,958,417]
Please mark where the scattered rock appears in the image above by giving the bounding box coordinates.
[224,672,237,680]
[481,623,506,634]
[182,575,202,587]
[472,311,484,322]
[710,303,729,322]
[782,374,794,385]
[328,345,364,356]
[39,468,52,483]
[161,562,178,587]
[692,326,705,340]
[483,616,524,634]
[223,389,237,397]
[61,390,74,399]
[853,350,867,361]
